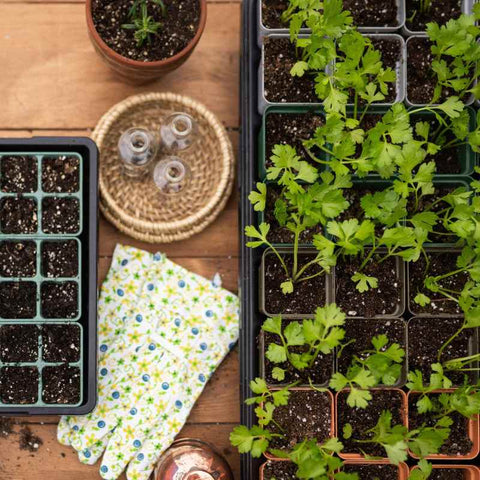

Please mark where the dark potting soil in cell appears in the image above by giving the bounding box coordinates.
[0,156,37,193]
[263,461,298,480]
[408,317,474,385]
[265,187,321,244]
[42,197,80,234]
[0,367,38,404]
[42,156,80,193]
[264,37,318,104]
[0,197,38,234]
[42,324,80,363]
[334,255,402,317]
[0,325,38,363]
[269,390,332,451]
[337,389,405,456]
[406,0,462,32]
[343,464,399,479]
[91,0,200,62]
[41,281,78,319]
[261,0,289,28]
[344,0,398,27]
[409,252,468,315]
[42,364,80,404]
[0,241,36,277]
[0,282,36,319]
[42,240,78,278]
[265,112,324,169]
[263,320,333,386]
[264,253,326,315]
[409,393,473,456]
[338,319,406,379]
[428,470,466,480]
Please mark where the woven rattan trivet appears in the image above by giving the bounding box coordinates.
[92,92,235,243]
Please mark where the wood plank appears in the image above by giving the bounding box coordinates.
[0,423,240,479]
[0,3,240,129]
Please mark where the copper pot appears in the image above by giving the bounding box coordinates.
[85,0,207,84]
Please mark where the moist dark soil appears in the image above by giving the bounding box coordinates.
[92,0,200,62]
[408,317,474,386]
[0,197,38,234]
[0,417,15,437]
[343,464,400,479]
[0,367,38,404]
[19,426,43,452]
[261,0,289,29]
[337,389,405,456]
[269,390,332,451]
[264,186,322,244]
[338,319,406,381]
[264,252,326,315]
[42,365,80,404]
[41,240,78,278]
[406,0,462,32]
[0,325,38,363]
[42,156,80,193]
[0,241,36,278]
[0,282,36,319]
[334,254,402,317]
[409,393,473,456]
[0,156,38,193]
[264,37,318,104]
[42,324,80,363]
[428,470,467,480]
[265,112,324,169]
[41,281,78,319]
[42,198,80,234]
[344,0,398,27]
[263,461,298,480]
[409,251,468,315]
[263,320,333,386]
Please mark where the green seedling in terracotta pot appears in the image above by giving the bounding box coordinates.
[122,0,166,47]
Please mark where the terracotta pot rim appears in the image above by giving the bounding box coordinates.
[85,0,207,69]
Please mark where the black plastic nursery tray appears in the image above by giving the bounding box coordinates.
[0,137,98,415]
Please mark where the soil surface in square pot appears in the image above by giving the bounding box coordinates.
[338,318,406,379]
[41,281,78,319]
[0,156,37,193]
[337,389,405,456]
[264,252,326,315]
[0,366,38,404]
[261,0,289,29]
[334,254,402,318]
[408,317,474,386]
[343,463,399,479]
[42,324,80,363]
[42,364,80,404]
[344,0,398,27]
[0,241,36,278]
[42,197,80,234]
[0,197,38,234]
[428,470,467,480]
[265,112,324,169]
[263,461,297,480]
[92,0,200,62]
[0,325,38,363]
[41,240,78,278]
[42,156,80,193]
[269,390,332,451]
[264,186,322,244]
[409,393,473,456]
[409,251,467,315]
[263,320,333,386]
[406,0,462,32]
[0,281,36,319]
[264,37,318,104]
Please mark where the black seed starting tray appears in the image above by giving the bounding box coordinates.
[0,137,98,415]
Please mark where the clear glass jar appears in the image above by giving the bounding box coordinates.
[159,112,199,153]
[153,156,192,195]
[118,127,158,179]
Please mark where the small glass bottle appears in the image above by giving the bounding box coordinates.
[118,127,158,179]
[153,156,192,195]
[159,112,199,153]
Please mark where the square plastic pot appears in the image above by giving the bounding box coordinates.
[410,465,480,479]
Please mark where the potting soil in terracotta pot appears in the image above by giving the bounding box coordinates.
[428,470,467,480]
[343,463,399,479]
[406,0,462,32]
[262,461,298,480]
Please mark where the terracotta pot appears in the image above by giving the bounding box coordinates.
[85,0,207,84]
[344,460,409,479]
[410,465,480,479]
[263,387,335,461]
[259,459,292,480]
[407,390,480,460]
[335,388,408,460]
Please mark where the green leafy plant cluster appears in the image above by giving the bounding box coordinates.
[122,0,167,46]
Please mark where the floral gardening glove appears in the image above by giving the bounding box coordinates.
[57,245,239,480]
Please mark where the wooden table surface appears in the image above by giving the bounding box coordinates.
[0,1,242,478]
